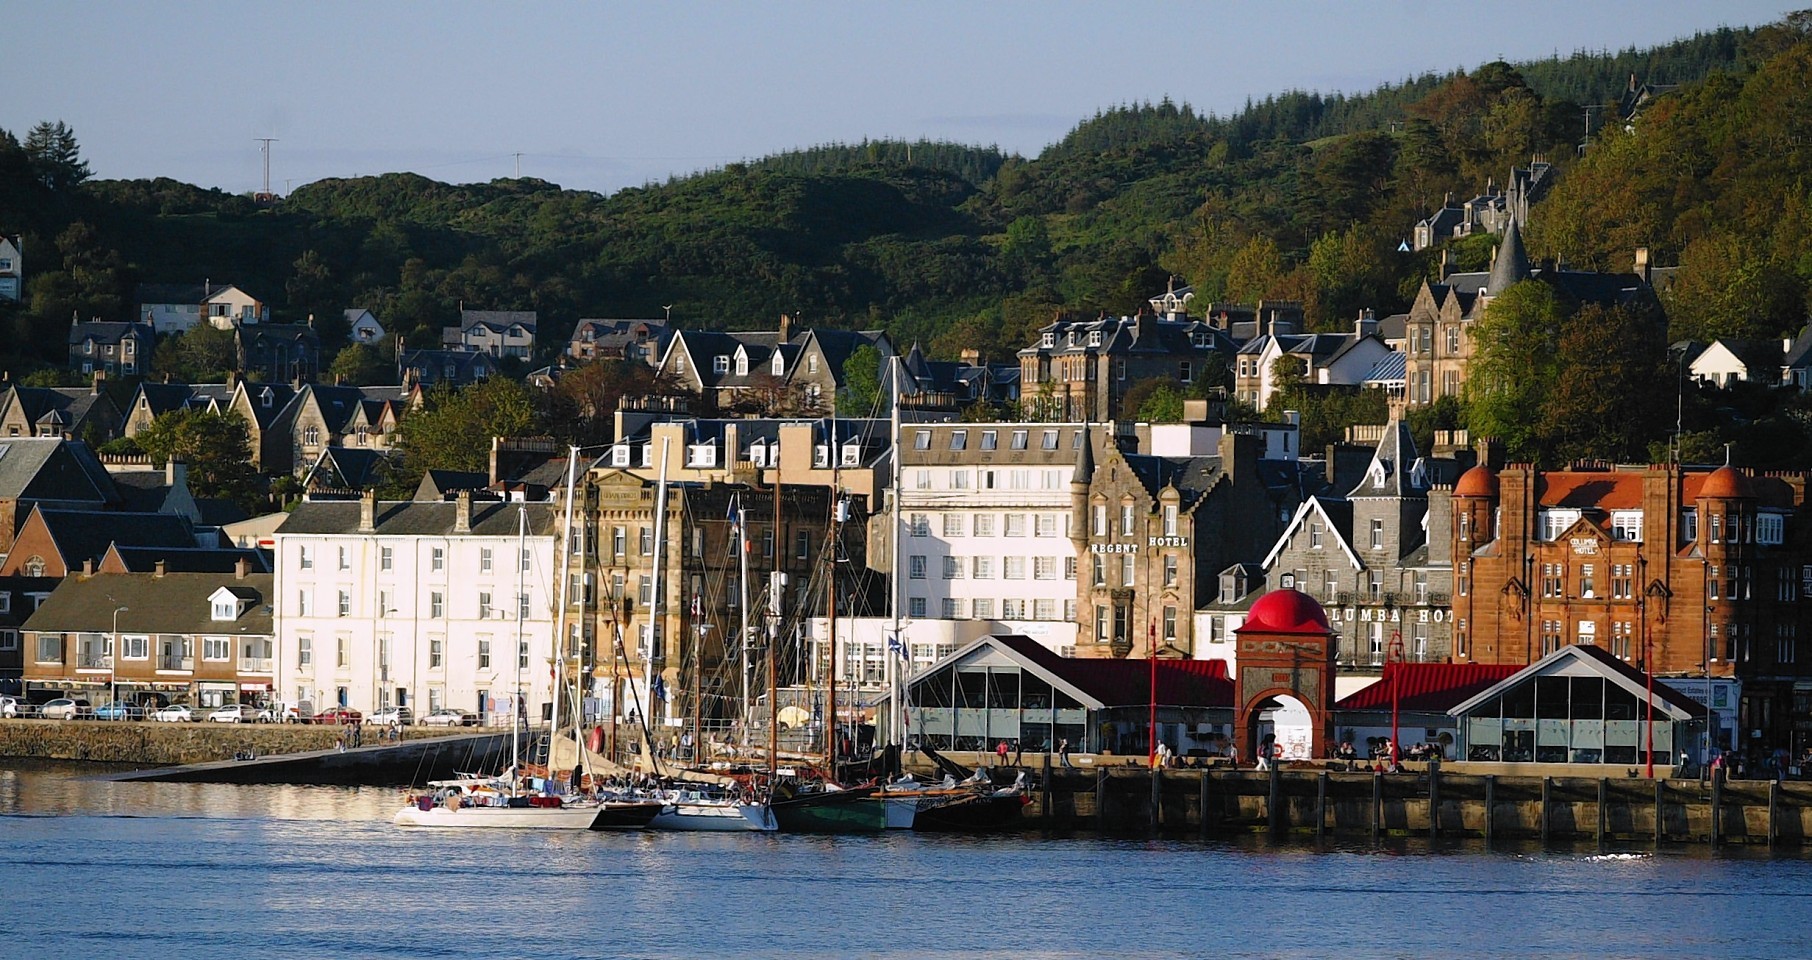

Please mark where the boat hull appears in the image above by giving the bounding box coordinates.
[648,801,777,832]
[911,793,1027,832]
[771,788,886,834]
[590,800,665,831]
[393,802,601,830]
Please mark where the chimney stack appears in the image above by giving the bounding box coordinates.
[154,559,166,577]
[82,558,94,576]
[960,348,980,366]
[455,490,473,533]
[778,313,793,343]
[1634,247,1652,285]
[235,555,250,580]
[358,490,377,533]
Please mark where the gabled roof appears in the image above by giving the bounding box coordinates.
[1447,643,1708,720]
[103,544,270,574]
[131,382,233,419]
[1117,451,1226,512]
[1263,496,1360,571]
[0,438,117,503]
[135,283,208,305]
[37,508,197,565]
[24,571,274,636]
[69,321,153,346]
[302,446,393,491]
[233,381,301,429]
[1336,662,1521,712]
[1347,420,1424,499]
[415,469,490,501]
[460,309,537,334]
[4,386,110,433]
[904,634,1233,710]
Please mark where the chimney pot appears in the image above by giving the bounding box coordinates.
[358,490,377,533]
[82,558,93,576]
[235,556,249,579]
[154,559,166,577]
[455,490,473,533]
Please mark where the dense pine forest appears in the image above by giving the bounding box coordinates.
[3,14,1811,466]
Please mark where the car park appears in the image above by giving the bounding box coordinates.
[420,708,476,727]
[313,707,363,724]
[151,703,194,722]
[40,698,90,720]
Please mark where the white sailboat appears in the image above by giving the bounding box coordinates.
[396,504,602,830]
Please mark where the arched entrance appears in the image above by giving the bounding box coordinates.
[1246,692,1314,761]
[1232,589,1337,764]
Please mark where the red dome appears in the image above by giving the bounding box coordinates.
[1698,465,1754,500]
[1453,464,1500,498]
[1240,588,1332,635]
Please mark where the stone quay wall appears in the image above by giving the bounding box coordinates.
[0,719,475,766]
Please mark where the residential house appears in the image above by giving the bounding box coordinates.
[21,567,273,710]
[225,380,302,473]
[654,316,894,415]
[237,325,321,383]
[566,318,670,364]
[273,494,559,720]
[0,235,20,302]
[0,506,199,578]
[68,318,153,377]
[123,381,234,437]
[135,282,268,335]
[399,348,498,387]
[97,543,268,574]
[1018,310,1233,422]
[1411,162,1554,251]
[288,383,411,471]
[1232,311,1392,410]
[443,309,536,359]
[299,446,395,496]
[888,345,1021,413]
[0,437,120,555]
[1443,460,1811,753]
[345,309,386,344]
[1399,221,1659,410]
[0,381,123,442]
[0,575,59,691]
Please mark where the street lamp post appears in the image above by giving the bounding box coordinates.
[110,605,129,720]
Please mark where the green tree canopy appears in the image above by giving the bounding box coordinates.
[841,344,883,414]
[135,409,261,510]
[396,377,541,474]
[1464,280,1566,460]
[327,343,390,386]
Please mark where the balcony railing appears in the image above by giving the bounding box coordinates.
[159,656,194,671]
[78,652,112,670]
[1428,592,1451,605]
[240,658,273,674]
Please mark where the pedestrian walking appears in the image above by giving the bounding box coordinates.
[335,733,345,753]
[995,739,1010,767]
[1058,738,1073,768]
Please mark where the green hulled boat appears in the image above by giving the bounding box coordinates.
[769,784,885,833]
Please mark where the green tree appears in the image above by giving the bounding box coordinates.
[1224,236,1285,303]
[840,344,883,414]
[1136,384,1186,422]
[1541,301,1670,462]
[1464,280,1565,461]
[23,120,90,191]
[153,324,238,382]
[327,343,390,386]
[396,378,540,474]
[135,410,261,509]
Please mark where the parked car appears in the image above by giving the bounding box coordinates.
[268,702,305,723]
[92,702,139,721]
[209,703,265,723]
[151,703,194,722]
[313,707,363,724]
[420,708,476,727]
[0,696,18,718]
[40,698,91,720]
[368,706,413,726]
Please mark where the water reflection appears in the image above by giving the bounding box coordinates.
[5,761,1812,959]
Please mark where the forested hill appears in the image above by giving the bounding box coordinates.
[0,16,1794,377]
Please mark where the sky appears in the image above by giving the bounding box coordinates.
[1,1,1792,197]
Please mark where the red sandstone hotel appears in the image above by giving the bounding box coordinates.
[1439,461,1812,754]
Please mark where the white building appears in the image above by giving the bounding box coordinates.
[272,493,559,722]
[0,235,21,302]
[893,422,1086,665]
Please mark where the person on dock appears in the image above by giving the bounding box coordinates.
[996,739,1010,767]
[1058,738,1073,768]
[335,733,345,753]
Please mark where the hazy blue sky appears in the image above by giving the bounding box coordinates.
[2,1,1789,196]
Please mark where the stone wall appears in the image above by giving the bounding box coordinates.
[0,719,455,765]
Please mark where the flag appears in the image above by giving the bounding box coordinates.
[651,675,669,703]
[887,631,906,660]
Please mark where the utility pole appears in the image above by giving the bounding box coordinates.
[255,138,278,199]
[514,152,523,178]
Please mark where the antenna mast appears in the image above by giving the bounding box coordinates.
[255,138,278,201]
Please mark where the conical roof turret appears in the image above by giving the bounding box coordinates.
[1487,216,1532,294]
[1072,423,1094,486]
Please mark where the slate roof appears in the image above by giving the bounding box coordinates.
[460,309,537,335]
[1362,351,1406,384]
[1710,338,1785,377]
[104,544,269,574]
[24,572,274,636]
[135,283,207,305]
[34,508,198,566]
[399,349,497,385]
[5,386,109,432]
[278,500,557,537]
[132,382,234,419]
[1119,452,1225,511]
[108,469,175,512]
[416,470,490,501]
[0,438,117,503]
[303,446,393,491]
[69,321,153,346]
[1347,420,1424,499]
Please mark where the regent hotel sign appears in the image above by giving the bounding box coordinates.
[1089,536,1189,554]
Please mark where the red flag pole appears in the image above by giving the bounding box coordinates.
[1149,619,1158,770]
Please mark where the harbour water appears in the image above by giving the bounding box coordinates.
[4,761,1812,959]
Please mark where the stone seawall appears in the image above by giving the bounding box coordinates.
[0,719,478,767]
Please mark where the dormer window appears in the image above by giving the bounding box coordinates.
[841,442,860,467]
[261,388,274,409]
[772,354,784,375]
[209,587,245,622]
[1041,333,1054,348]
[735,353,748,376]
[685,443,717,468]
[713,356,730,375]
[1088,331,1101,347]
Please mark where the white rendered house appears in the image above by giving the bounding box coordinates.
[272,493,558,722]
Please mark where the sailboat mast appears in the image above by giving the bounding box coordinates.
[649,438,671,747]
[768,467,781,779]
[738,494,751,736]
[826,418,839,771]
[512,504,526,781]
[888,356,903,747]
[555,447,578,751]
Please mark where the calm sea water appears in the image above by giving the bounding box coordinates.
[2,760,1810,960]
